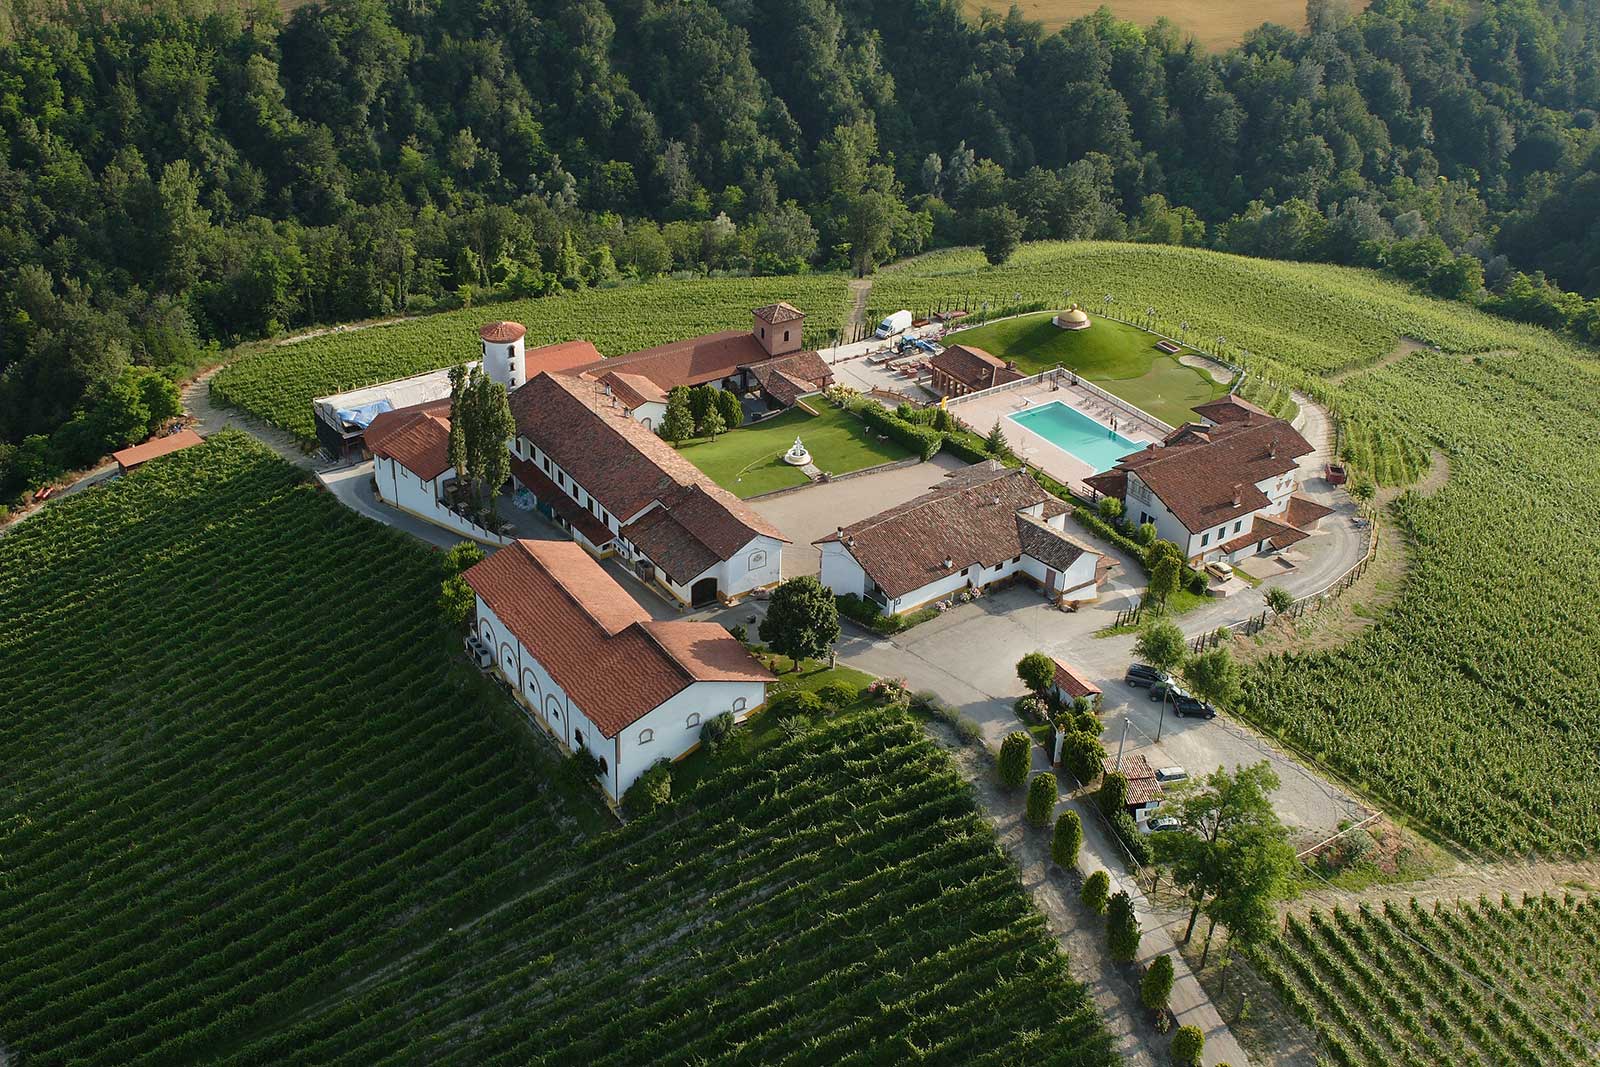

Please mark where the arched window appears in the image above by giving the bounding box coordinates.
[574,730,585,749]
[732,697,747,713]
[686,713,701,729]
[639,728,654,744]
[598,757,609,776]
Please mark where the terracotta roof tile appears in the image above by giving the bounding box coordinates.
[463,540,769,737]
[572,330,771,391]
[479,321,527,343]
[1016,513,1092,572]
[508,455,615,548]
[815,466,1096,599]
[1103,752,1161,805]
[525,339,603,376]
[363,400,454,480]
[1052,659,1102,699]
[509,372,786,561]
[1282,494,1334,529]
[1193,394,1270,424]
[752,301,805,324]
[622,505,721,585]
[1117,418,1314,533]
[599,371,666,409]
[112,428,205,471]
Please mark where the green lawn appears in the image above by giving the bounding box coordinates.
[676,403,912,497]
[950,311,1228,426]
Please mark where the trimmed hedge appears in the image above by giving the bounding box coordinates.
[836,593,937,635]
[853,400,942,460]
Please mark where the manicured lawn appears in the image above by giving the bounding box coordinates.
[950,311,1228,426]
[675,403,912,497]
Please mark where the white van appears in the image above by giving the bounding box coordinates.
[874,310,913,339]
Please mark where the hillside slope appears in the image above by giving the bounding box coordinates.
[0,433,1115,1066]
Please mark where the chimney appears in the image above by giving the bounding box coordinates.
[943,557,954,570]
[1269,434,1278,459]
[1231,483,1242,507]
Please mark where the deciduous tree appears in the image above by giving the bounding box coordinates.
[758,577,840,671]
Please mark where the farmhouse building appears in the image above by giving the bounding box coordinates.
[363,399,514,544]
[815,464,1106,614]
[508,370,788,606]
[928,344,1025,397]
[464,539,773,803]
[1085,394,1332,563]
[568,301,833,424]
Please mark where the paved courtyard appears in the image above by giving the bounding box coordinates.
[747,453,967,577]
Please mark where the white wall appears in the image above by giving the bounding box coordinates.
[818,541,867,598]
[475,593,765,802]
[1125,472,1195,554]
[375,456,509,545]
[613,680,765,798]
[629,401,666,430]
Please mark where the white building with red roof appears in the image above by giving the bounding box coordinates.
[815,464,1107,615]
[363,399,512,545]
[464,540,773,802]
[508,369,789,606]
[1085,394,1332,564]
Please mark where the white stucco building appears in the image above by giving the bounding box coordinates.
[1087,394,1331,564]
[364,400,510,545]
[815,464,1108,615]
[507,370,787,607]
[464,539,773,803]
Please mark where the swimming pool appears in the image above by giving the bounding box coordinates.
[1008,401,1142,472]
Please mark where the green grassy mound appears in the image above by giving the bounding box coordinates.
[677,404,912,496]
[948,311,1227,426]
[0,434,1114,1066]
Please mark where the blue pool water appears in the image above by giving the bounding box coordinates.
[1008,401,1142,472]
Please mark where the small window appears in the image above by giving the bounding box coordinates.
[598,757,608,776]
[1201,533,1210,547]
[783,329,790,342]
[760,326,766,338]
[639,728,654,744]
[686,713,701,729]
[541,456,550,472]
[574,730,585,749]
[507,343,516,359]
[1011,554,1022,564]
[732,697,747,713]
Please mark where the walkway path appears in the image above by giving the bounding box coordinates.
[182,367,324,471]
[945,733,1249,1067]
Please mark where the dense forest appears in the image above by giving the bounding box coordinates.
[2,0,1599,500]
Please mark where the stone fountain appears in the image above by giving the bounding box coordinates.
[782,436,812,466]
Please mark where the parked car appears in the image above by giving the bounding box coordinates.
[1155,766,1188,785]
[1125,663,1171,689]
[1148,679,1191,702]
[1204,560,1233,581]
[1144,816,1183,833]
[1171,694,1217,720]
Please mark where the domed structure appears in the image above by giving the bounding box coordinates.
[1052,307,1091,331]
[479,321,528,388]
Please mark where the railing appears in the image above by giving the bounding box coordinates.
[1190,516,1380,653]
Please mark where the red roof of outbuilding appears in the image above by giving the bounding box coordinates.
[113,428,205,472]
[572,330,772,391]
[1052,660,1102,700]
[364,400,454,480]
[524,339,602,376]
[463,540,772,737]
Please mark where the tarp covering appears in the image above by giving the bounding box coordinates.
[335,399,394,429]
